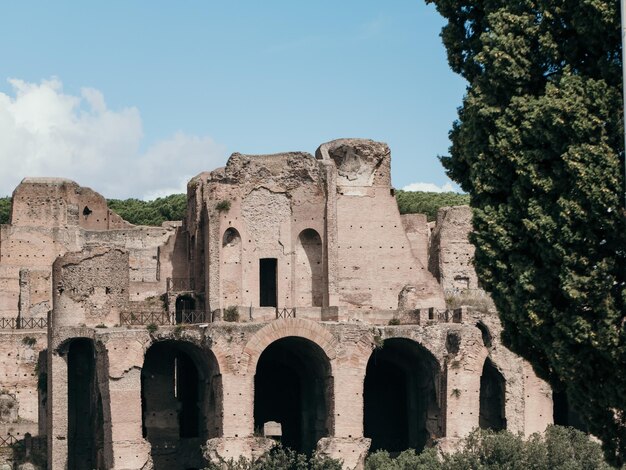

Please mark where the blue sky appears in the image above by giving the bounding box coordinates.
[0,1,466,199]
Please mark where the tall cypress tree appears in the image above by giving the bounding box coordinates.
[427,0,626,463]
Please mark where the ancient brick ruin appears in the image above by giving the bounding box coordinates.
[0,139,559,469]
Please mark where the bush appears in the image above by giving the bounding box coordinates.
[362,427,611,470]
[216,200,232,212]
[223,306,239,322]
[107,193,186,226]
[0,197,11,224]
[146,323,158,334]
[21,336,37,347]
[204,445,342,470]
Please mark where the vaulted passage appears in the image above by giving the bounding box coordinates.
[254,337,333,454]
[364,338,441,453]
[67,339,104,470]
[141,341,222,470]
[295,229,324,307]
[479,358,506,431]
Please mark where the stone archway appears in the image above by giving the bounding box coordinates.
[253,336,333,454]
[141,340,222,470]
[479,358,506,431]
[295,229,323,307]
[363,338,441,453]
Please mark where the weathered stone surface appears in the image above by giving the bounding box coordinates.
[0,139,556,470]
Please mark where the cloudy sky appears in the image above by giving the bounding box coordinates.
[0,1,465,199]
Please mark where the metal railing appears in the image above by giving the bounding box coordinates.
[0,317,48,329]
[177,310,208,324]
[120,311,173,326]
[0,435,18,447]
[166,277,195,292]
[276,307,296,319]
[120,310,208,326]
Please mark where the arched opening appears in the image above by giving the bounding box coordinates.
[476,322,492,348]
[364,338,441,453]
[553,390,587,431]
[479,358,506,430]
[222,228,242,307]
[67,338,104,470]
[141,341,222,470]
[254,337,333,454]
[175,295,196,324]
[295,229,323,307]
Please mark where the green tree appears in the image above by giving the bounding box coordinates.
[107,193,186,226]
[0,197,10,224]
[395,190,469,221]
[427,0,626,464]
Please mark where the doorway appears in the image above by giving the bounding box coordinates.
[260,258,277,307]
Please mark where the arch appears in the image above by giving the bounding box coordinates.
[254,336,333,453]
[67,338,104,470]
[479,358,506,431]
[141,340,222,470]
[295,229,323,307]
[364,338,442,453]
[243,318,338,374]
[222,228,242,307]
[476,321,493,349]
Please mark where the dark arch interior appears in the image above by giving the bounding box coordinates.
[67,338,104,470]
[553,390,587,431]
[364,338,441,453]
[297,229,323,307]
[254,337,333,454]
[175,295,196,324]
[141,341,221,470]
[222,227,241,246]
[479,358,506,431]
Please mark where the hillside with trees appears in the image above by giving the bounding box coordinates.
[0,191,464,226]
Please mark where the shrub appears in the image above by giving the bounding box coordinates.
[21,336,36,347]
[204,445,342,470]
[223,306,239,322]
[146,323,158,334]
[216,200,231,212]
[388,318,401,326]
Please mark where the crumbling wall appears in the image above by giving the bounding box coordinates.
[52,247,129,328]
[429,206,479,294]
[316,139,444,311]
[0,331,47,439]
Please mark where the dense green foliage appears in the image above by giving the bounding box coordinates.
[0,197,10,224]
[366,427,612,470]
[395,190,469,221]
[428,0,626,463]
[107,193,187,226]
[203,427,611,470]
[203,445,342,470]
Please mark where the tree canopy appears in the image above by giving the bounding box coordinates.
[396,190,469,221]
[0,197,10,225]
[427,0,626,463]
[106,194,187,226]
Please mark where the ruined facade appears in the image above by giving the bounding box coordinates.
[0,139,557,470]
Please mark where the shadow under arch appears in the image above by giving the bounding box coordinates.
[254,336,333,454]
[364,337,442,453]
[479,357,506,431]
[141,340,222,470]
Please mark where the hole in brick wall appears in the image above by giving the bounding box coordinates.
[82,206,92,217]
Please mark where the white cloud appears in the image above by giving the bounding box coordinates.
[0,77,227,199]
[402,181,459,193]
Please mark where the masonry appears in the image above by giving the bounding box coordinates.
[0,139,558,470]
